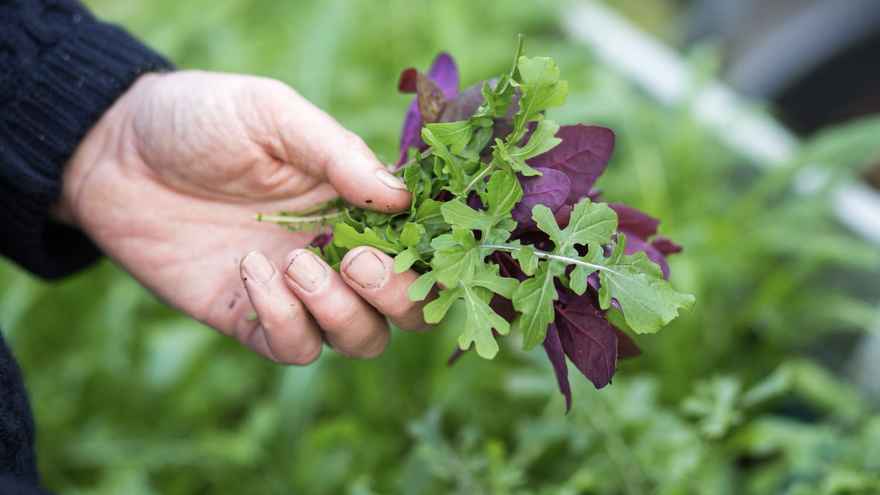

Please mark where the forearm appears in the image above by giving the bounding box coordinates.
[0,0,172,278]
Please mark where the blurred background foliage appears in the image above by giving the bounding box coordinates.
[1,0,879,493]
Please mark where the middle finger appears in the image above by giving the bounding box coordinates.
[283,249,389,358]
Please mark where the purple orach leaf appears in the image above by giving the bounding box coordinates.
[493,251,526,281]
[310,231,333,248]
[610,203,659,239]
[398,68,418,93]
[427,53,459,100]
[396,53,460,165]
[528,125,615,204]
[397,102,427,166]
[512,167,572,224]
[440,82,484,122]
[417,74,447,123]
[555,292,618,389]
[543,323,572,412]
[615,329,641,359]
[560,279,641,361]
[554,204,571,228]
[652,237,683,256]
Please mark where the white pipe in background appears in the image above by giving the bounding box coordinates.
[562,1,880,246]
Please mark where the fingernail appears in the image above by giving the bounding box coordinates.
[242,251,275,285]
[344,249,388,289]
[375,169,408,191]
[286,251,327,293]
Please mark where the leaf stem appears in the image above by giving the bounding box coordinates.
[462,162,495,195]
[480,243,621,276]
[498,34,525,95]
[394,148,434,173]
[256,211,343,225]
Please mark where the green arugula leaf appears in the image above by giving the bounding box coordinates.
[424,287,461,323]
[408,272,436,302]
[457,284,509,358]
[569,244,603,295]
[423,227,519,358]
[511,243,539,276]
[333,223,399,253]
[514,56,568,130]
[424,121,474,154]
[512,263,559,349]
[394,248,420,273]
[533,199,617,256]
[429,230,480,287]
[471,264,518,298]
[503,120,562,175]
[427,280,512,359]
[510,199,617,346]
[440,200,494,234]
[597,235,695,334]
[431,298,468,337]
[472,35,523,121]
[440,171,522,243]
[494,141,539,177]
[422,127,467,193]
[400,222,425,248]
[462,124,494,160]
[484,170,522,216]
[413,199,446,235]
[403,162,432,206]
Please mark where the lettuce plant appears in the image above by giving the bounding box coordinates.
[268,37,694,409]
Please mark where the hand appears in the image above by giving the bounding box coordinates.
[58,71,429,364]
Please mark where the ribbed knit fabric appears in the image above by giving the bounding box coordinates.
[1,2,174,493]
[0,0,173,279]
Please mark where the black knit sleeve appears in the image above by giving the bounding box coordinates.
[0,332,50,494]
[0,0,173,279]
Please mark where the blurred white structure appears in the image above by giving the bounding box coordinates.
[562,1,880,246]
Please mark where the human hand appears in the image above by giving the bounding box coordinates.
[57,71,429,364]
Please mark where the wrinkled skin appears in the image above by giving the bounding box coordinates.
[58,71,429,365]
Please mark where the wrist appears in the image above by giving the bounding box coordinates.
[53,72,163,228]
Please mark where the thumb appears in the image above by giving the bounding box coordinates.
[263,81,411,213]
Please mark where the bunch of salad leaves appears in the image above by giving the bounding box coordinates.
[264,37,694,409]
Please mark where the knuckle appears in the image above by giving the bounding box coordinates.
[255,313,282,337]
[286,340,323,366]
[322,303,361,330]
[347,331,389,360]
[252,161,294,192]
[314,131,368,178]
[234,317,261,346]
[362,331,390,359]
[385,298,417,321]
[340,130,368,152]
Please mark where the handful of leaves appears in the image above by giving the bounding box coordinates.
[267,37,694,409]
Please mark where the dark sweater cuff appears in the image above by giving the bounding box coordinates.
[0,20,173,279]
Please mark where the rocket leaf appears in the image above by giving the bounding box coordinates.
[596,235,695,334]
